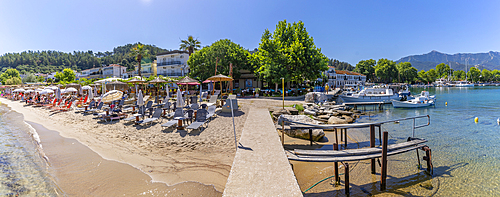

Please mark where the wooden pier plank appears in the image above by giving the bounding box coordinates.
[293,139,427,156]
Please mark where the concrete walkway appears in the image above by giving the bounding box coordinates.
[223,108,302,197]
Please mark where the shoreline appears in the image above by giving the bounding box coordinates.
[0,97,245,194]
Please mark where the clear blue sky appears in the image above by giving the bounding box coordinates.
[1,0,499,65]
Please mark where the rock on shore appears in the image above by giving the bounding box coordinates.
[277,115,325,141]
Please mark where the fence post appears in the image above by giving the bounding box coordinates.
[381,131,388,190]
[309,129,313,146]
[333,143,339,185]
[370,124,376,174]
[345,162,350,195]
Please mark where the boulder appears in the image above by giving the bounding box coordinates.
[272,108,290,120]
[336,110,353,116]
[277,115,325,141]
[303,109,316,116]
[328,116,349,124]
[342,115,354,123]
[317,115,331,120]
[305,92,328,103]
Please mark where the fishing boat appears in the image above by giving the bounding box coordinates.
[392,91,435,108]
[340,85,400,103]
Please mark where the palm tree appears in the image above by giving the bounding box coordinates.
[179,35,201,56]
[129,44,149,77]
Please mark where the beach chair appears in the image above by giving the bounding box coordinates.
[206,95,218,107]
[85,102,103,114]
[228,95,236,100]
[162,102,172,115]
[103,112,128,122]
[161,108,185,128]
[52,101,73,112]
[200,104,207,109]
[206,105,217,120]
[186,109,209,131]
[123,105,146,122]
[184,109,194,124]
[76,100,95,111]
[138,108,163,126]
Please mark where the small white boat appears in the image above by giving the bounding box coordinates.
[454,81,474,87]
[340,85,400,103]
[392,91,435,108]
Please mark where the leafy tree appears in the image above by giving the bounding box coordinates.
[480,69,491,82]
[54,68,76,83]
[426,69,438,83]
[47,78,53,83]
[252,20,328,88]
[5,77,22,85]
[396,62,417,83]
[36,75,45,82]
[354,59,376,81]
[453,70,466,81]
[491,70,500,81]
[187,39,251,81]
[328,59,354,71]
[129,44,150,77]
[180,35,201,56]
[22,73,38,83]
[417,70,428,83]
[0,68,21,84]
[467,67,481,82]
[375,58,397,83]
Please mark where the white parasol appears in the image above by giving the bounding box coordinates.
[55,88,62,100]
[88,86,94,101]
[40,89,54,95]
[82,85,92,90]
[137,89,144,107]
[199,84,203,102]
[176,87,184,108]
[66,87,78,93]
[100,90,123,103]
[13,88,26,93]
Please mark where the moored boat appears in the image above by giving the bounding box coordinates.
[340,86,400,103]
[392,91,435,108]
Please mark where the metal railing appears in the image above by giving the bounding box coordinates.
[158,61,182,66]
[282,115,430,137]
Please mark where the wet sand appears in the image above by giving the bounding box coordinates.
[29,122,220,196]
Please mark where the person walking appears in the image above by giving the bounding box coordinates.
[325,83,329,94]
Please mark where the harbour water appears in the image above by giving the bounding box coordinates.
[353,86,500,196]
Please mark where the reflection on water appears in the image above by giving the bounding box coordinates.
[295,86,500,196]
[0,105,62,196]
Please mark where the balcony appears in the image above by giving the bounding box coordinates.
[159,72,184,77]
[158,61,182,66]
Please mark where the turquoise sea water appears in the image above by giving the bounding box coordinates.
[0,104,61,196]
[354,86,500,196]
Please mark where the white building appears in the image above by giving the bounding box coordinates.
[103,64,126,78]
[325,66,366,88]
[156,50,189,77]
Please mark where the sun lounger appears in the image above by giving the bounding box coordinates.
[102,112,128,122]
[123,106,146,122]
[138,108,163,126]
[52,101,73,112]
[85,102,103,114]
[186,109,209,131]
[206,95,218,107]
[161,108,184,128]
[206,105,217,120]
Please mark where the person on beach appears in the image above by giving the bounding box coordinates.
[325,84,329,94]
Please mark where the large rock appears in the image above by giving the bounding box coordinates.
[336,110,353,116]
[317,115,331,120]
[342,115,355,123]
[303,109,316,116]
[272,108,290,120]
[277,115,325,141]
[328,116,349,124]
[305,92,328,103]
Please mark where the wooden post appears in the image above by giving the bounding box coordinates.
[370,124,376,174]
[345,162,349,195]
[333,143,339,185]
[344,129,348,149]
[378,125,382,146]
[309,129,313,146]
[381,131,388,190]
[334,128,339,146]
[340,128,343,142]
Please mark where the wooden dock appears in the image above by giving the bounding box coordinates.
[223,108,302,196]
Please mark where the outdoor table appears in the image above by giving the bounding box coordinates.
[175,117,185,130]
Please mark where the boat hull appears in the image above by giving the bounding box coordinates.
[391,100,434,108]
[340,94,400,103]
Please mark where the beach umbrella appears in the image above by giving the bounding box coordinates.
[137,89,144,107]
[94,86,98,97]
[94,77,122,84]
[13,88,26,93]
[127,77,145,96]
[79,85,83,96]
[176,76,199,104]
[60,89,67,94]
[199,84,203,102]
[207,74,233,95]
[82,85,92,90]
[176,87,184,108]
[25,89,35,93]
[66,87,78,93]
[147,77,168,96]
[88,86,94,101]
[106,80,128,91]
[41,89,54,95]
[55,88,62,100]
[100,90,123,103]
[164,84,170,103]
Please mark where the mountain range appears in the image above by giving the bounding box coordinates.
[396,50,500,71]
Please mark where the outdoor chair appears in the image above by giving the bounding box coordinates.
[162,102,172,114]
[85,102,103,114]
[207,105,217,120]
[206,95,218,107]
[185,109,209,132]
[200,104,207,109]
[76,100,95,111]
[184,109,194,124]
[161,108,185,128]
[138,108,163,126]
[123,106,146,122]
